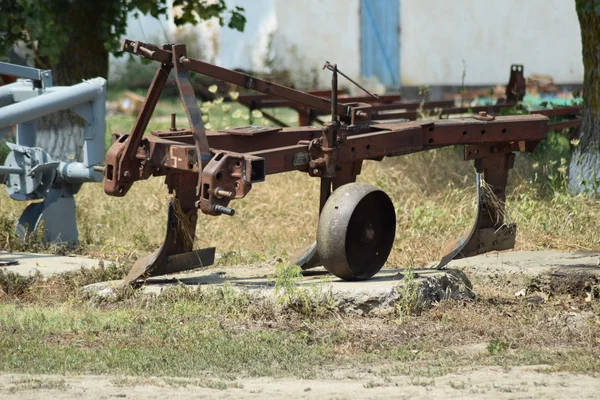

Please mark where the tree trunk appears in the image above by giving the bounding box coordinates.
[569,3,600,193]
[35,2,110,162]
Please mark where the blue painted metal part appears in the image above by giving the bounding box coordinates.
[0,62,106,245]
[360,0,400,88]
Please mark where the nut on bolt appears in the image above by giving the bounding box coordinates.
[474,110,495,121]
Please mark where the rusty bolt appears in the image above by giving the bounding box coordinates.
[312,168,322,176]
[309,158,326,169]
[356,111,368,119]
[123,170,131,178]
[170,113,177,131]
[179,56,190,65]
[474,111,495,121]
[214,187,234,199]
[214,205,235,216]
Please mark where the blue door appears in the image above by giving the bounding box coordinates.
[360,0,400,88]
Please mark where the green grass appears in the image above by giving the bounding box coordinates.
[0,301,332,378]
[1,263,598,379]
[0,90,599,381]
[104,91,298,152]
[1,293,598,379]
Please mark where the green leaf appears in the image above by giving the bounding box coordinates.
[10,24,22,35]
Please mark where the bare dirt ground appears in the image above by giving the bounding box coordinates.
[1,366,599,399]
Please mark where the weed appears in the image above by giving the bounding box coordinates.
[395,268,420,321]
[272,263,303,303]
[163,377,243,390]
[7,377,68,393]
[448,380,468,390]
[410,376,435,387]
[494,383,527,393]
[416,85,432,119]
[363,380,386,388]
[487,339,509,355]
[0,214,62,253]
[271,263,335,316]
[0,261,130,304]
[111,376,157,387]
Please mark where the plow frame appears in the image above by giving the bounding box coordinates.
[106,39,556,284]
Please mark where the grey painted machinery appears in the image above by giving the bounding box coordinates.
[0,62,106,245]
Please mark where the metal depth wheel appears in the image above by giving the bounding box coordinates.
[317,183,396,281]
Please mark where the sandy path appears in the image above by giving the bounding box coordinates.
[1,366,599,399]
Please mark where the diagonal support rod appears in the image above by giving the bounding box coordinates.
[172,44,212,196]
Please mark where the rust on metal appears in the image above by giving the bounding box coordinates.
[106,40,580,284]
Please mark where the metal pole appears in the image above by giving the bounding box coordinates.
[0,78,106,129]
[0,82,22,107]
[0,166,23,174]
[331,64,338,122]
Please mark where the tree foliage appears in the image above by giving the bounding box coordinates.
[0,0,246,70]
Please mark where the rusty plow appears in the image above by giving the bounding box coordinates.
[104,39,557,285]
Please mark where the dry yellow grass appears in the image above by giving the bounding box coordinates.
[1,95,598,269]
[2,144,598,269]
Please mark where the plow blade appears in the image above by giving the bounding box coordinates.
[123,199,215,285]
[123,247,216,285]
[295,241,320,270]
[435,172,516,269]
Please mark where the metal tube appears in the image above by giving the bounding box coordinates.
[331,65,337,122]
[0,166,23,175]
[56,161,103,183]
[0,78,106,129]
[0,62,43,81]
[0,82,24,107]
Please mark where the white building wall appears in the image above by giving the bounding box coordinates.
[219,0,277,71]
[271,0,361,89]
[400,0,583,85]
[110,1,584,87]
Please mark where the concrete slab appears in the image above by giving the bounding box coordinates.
[0,251,102,277]
[7,249,599,313]
[84,265,474,316]
[446,250,600,296]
